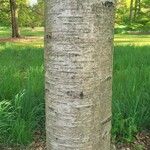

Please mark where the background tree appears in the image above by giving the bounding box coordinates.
[129,0,134,23]
[9,0,20,38]
[115,0,150,33]
[19,0,44,28]
[27,0,44,28]
[0,0,44,37]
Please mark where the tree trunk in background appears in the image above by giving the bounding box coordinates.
[45,0,115,149]
[129,0,134,23]
[134,0,141,19]
[134,0,138,20]
[137,0,141,16]
[10,0,20,38]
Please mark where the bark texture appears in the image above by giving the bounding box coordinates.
[45,0,115,149]
[134,0,138,20]
[134,0,141,19]
[10,0,20,38]
[129,0,134,23]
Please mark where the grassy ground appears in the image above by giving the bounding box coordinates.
[115,34,150,46]
[0,27,44,38]
[0,43,44,146]
[112,45,150,143]
[0,27,150,147]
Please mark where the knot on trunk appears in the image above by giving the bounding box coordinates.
[102,1,114,8]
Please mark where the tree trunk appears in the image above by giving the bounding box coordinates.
[10,0,20,38]
[129,0,134,23]
[134,0,138,20]
[137,0,141,15]
[45,0,115,149]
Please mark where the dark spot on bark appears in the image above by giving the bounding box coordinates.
[69,53,80,57]
[102,1,114,8]
[66,91,70,94]
[85,105,90,108]
[80,92,84,99]
[101,76,112,83]
[45,33,52,40]
[75,54,79,57]
[67,91,84,99]
[48,106,54,111]
[77,0,83,10]
[48,107,58,115]
[101,115,112,125]
[92,2,114,15]
[106,76,112,81]
[102,131,109,139]
[45,88,50,92]
[76,107,81,110]
[66,91,74,96]
[73,53,80,57]
[71,75,75,79]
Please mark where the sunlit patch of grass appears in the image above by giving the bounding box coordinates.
[0,27,44,38]
[115,34,150,46]
[21,27,44,37]
[0,38,43,48]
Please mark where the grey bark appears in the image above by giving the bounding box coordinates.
[45,0,115,150]
[10,0,20,38]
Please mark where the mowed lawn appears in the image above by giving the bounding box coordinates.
[0,28,150,146]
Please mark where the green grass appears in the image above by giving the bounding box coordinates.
[114,34,150,45]
[0,27,44,38]
[112,45,150,143]
[0,31,150,146]
[0,43,44,146]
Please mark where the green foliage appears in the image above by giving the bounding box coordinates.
[0,0,149,33]
[116,0,128,24]
[0,0,10,26]
[0,0,44,28]
[18,0,44,28]
[115,0,150,33]
[112,45,150,143]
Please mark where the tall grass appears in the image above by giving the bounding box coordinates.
[112,45,150,143]
[0,43,44,146]
[0,42,150,146]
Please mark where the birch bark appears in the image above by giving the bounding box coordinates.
[45,0,115,149]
